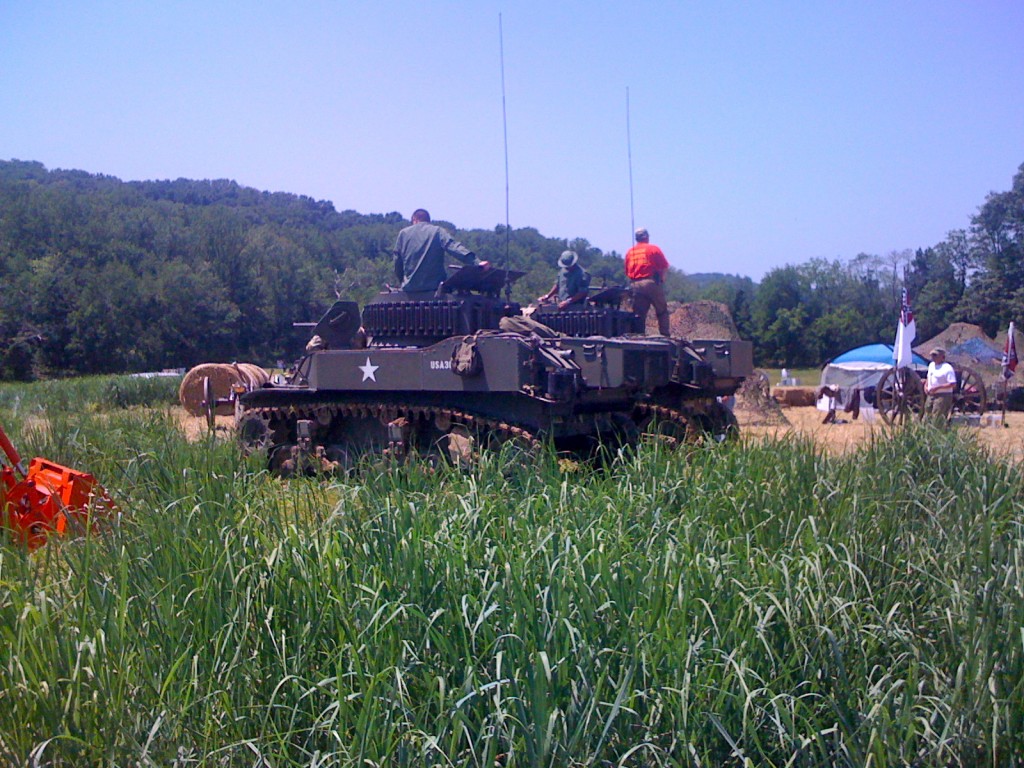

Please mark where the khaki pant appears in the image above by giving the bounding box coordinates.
[631,278,670,336]
[926,391,953,422]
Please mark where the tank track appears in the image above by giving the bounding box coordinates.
[237,398,734,475]
[633,401,738,445]
[237,399,540,474]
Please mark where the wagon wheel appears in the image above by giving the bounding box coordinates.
[952,365,987,414]
[876,366,925,425]
[202,376,217,433]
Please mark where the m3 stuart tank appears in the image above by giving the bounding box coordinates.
[234,265,752,472]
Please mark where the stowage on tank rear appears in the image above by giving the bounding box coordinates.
[235,264,752,472]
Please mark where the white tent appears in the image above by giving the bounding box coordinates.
[818,343,928,414]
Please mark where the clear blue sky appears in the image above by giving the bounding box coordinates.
[2,1,1022,279]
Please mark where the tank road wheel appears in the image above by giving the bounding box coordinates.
[485,426,540,465]
[707,402,740,443]
[581,412,641,463]
[954,365,987,415]
[238,411,275,454]
[636,409,692,449]
[237,410,296,474]
[432,415,540,470]
[876,366,925,425]
[609,412,641,449]
[637,404,737,447]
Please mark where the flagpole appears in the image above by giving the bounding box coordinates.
[1003,372,1009,427]
[1002,320,1016,428]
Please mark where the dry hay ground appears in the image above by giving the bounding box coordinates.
[178,412,235,442]
[739,406,1024,462]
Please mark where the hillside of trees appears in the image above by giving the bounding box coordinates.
[0,159,1021,378]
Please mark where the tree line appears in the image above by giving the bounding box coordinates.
[0,159,1020,378]
[729,162,1023,366]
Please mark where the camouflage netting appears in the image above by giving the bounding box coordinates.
[179,363,269,416]
[733,370,791,427]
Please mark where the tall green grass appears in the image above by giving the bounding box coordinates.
[0,377,1022,766]
[0,373,180,418]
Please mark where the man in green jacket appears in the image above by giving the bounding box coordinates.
[393,209,488,293]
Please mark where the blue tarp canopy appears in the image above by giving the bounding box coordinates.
[829,343,928,367]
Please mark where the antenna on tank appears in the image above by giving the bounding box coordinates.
[626,86,636,240]
[499,14,512,302]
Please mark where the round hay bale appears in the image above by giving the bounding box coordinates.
[179,363,242,416]
[235,363,270,388]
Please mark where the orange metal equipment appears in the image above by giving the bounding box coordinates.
[0,424,113,550]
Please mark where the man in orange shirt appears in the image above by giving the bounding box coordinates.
[625,227,670,336]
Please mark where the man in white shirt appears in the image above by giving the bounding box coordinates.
[924,347,957,422]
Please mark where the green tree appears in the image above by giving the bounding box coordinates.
[904,245,960,340]
[752,266,807,366]
[959,163,1024,334]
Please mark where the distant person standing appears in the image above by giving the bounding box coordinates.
[393,209,488,293]
[924,347,956,422]
[625,227,670,336]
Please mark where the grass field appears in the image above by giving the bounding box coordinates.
[1,375,1022,766]
[764,368,821,387]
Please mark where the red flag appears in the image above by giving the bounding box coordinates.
[1003,322,1018,379]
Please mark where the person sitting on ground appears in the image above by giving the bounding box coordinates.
[537,250,591,310]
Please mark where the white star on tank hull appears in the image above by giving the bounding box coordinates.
[359,357,379,382]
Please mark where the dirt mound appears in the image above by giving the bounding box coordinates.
[733,370,791,427]
[632,299,741,339]
[179,363,269,416]
[916,323,994,358]
[917,322,1023,392]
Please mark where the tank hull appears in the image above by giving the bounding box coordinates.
[235,287,753,472]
